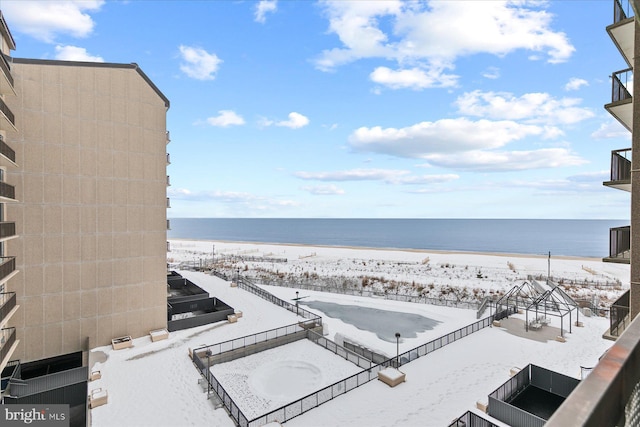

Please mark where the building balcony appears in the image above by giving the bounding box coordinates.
[604,225,630,264]
[167,219,171,230]
[605,67,633,131]
[167,175,171,186]
[0,257,16,284]
[0,135,15,164]
[0,96,15,133]
[0,55,14,96]
[0,292,16,329]
[166,131,171,145]
[0,222,16,242]
[607,0,635,67]
[603,148,631,191]
[167,197,171,208]
[608,290,630,339]
[166,153,171,165]
[0,327,16,372]
[0,181,15,202]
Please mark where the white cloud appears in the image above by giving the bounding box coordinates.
[455,90,594,125]
[316,0,574,86]
[591,120,631,139]
[168,187,300,209]
[369,66,458,90]
[300,185,345,195]
[421,148,588,172]
[255,0,277,23]
[482,67,500,79]
[349,118,544,158]
[2,0,104,42]
[565,77,589,91]
[294,168,458,185]
[179,45,222,80]
[265,112,310,129]
[54,45,103,62]
[206,110,245,127]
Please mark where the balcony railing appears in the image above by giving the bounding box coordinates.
[611,148,631,182]
[0,257,15,283]
[608,225,631,262]
[167,197,171,208]
[167,175,171,186]
[0,55,12,91]
[0,327,15,365]
[0,292,15,326]
[614,0,633,24]
[611,290,630,337]
[611,68,633,102]
[612,68,633,103]
[167,219,171,230]
[0,182,15,201]
[0,135,15,163]
[166,153,171,164]
[0,222,15,240]
[0,96,14,128]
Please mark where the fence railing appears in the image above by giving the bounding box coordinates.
[0,137,14,163]
[448,411,499,427]
[614,0,633,24]
[610,148,631,182]
[252,276,481,311]
[237,276,322,321]
[0,96,13,128]
[0,257,15,282]
[609,225,630,260]
[192,320,319,361]
[193,272,499,426]
[611,68,633,103]
[307,330,372,370]
[0,292,15,324]
[610,289,630,336]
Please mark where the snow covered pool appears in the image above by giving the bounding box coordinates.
[300,300,441,342]
[210,338,362,420]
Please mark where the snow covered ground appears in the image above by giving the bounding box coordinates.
[88,240,626,427]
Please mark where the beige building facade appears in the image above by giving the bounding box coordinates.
[0,12,170,364]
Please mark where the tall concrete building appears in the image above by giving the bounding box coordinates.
[0,11,170,370]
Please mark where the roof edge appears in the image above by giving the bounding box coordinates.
[12,57,170,109]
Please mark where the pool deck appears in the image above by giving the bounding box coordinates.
[497,317,565,343]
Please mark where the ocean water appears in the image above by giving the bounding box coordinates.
[167,218,629,258]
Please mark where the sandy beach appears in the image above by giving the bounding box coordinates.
[168,239,630,308]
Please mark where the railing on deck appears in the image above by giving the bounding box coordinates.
[609,225,630,260]
[614,0,633,24]
[610,148,631,182]
[611,289,630,337]
[612,68,633,103]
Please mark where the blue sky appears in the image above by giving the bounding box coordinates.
[2,0,633,219]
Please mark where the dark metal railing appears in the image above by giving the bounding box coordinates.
[0,222,15,240]
[0,54,12,89]
[611,289,630,337]
[609,225,630,260]
[612,68,633,103]
[0,96,14,127]
[0,182,14,200]
[611,148,631,182]
[614,0,633,24]
[0,136,15,163]
[0,292,15,325]
[166,153,171,164]
[0,327,15,365]
[0,257,15,282]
